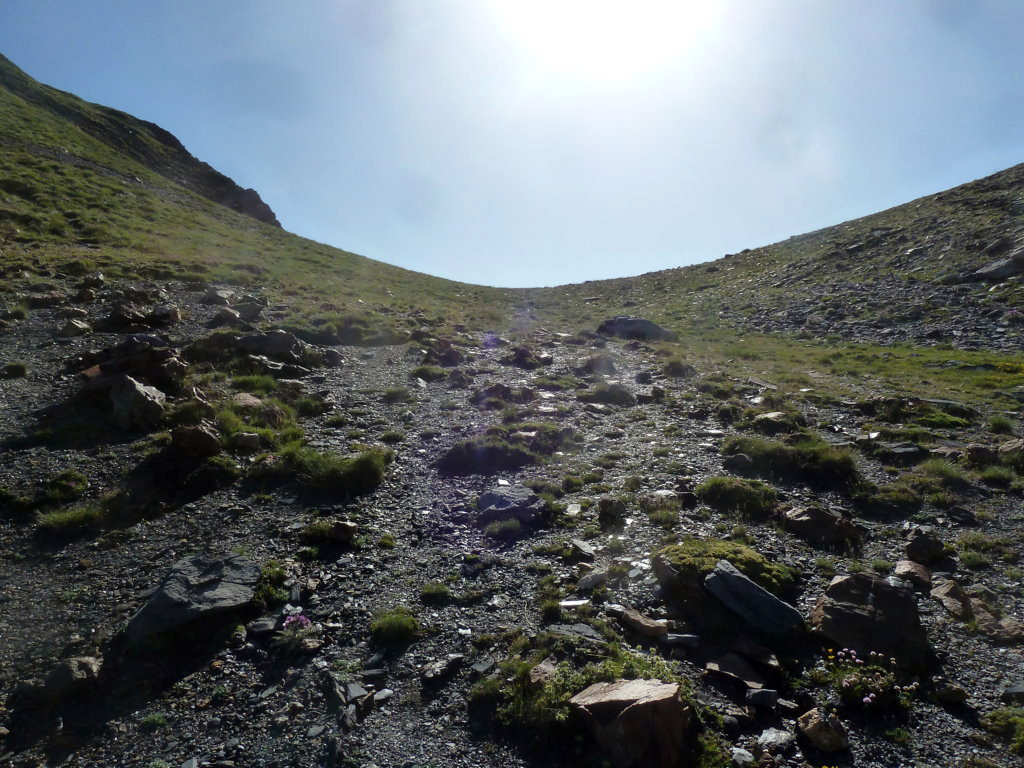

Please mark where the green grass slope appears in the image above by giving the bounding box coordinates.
[3,50,1024,408]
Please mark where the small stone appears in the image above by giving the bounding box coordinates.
[757,727,795,755]
[59,318,92,337]
[373,688,394,705]
[797,707,849,753]
[745,688,778,709]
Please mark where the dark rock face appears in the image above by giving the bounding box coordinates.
[121,554,260,645]
[476,485,545,524]
[810,573,932,669]
[596,316,678,342]
[703,560,803,635]
[783,505,862,547]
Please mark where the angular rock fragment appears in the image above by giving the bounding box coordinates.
[121,554,260,645]
[570,679,694,768]
[704,560,803,635]
[810,573,932,669]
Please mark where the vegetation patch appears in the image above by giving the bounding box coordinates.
[437,422,575,474]
[274,445,393,495]
[653,537,796,595]
[370,607,420,648]
[35,503,105,537]
[721,433,859,487]
[696,476,777,519]
[982,707,1024,755]
[411,365,448,382]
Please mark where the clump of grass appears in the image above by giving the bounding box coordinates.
[419,582,451,604]
[411,365,448,382]
[853,481,922,517]
[663,358,696,377]
[1,361,28,378]
[696,476,777,519]
[278,445,393,495]
[139,713,168,733]
[231,374,278,394]
[381,430,404,444]
[911,458,970,491]
[382,387,414,404]
[35,504,104,537]
[654,537,796,595]
[721,434,858,487]
[254,561,288,608]
[990,415,1015,435]
[958,531,1017,567]
[377,533,396,548]
[979,465,1015,488]
[295,396,331,417]
[438,422,575,474]
[982,708,1024,755]
[485,518,523,541]
[577,382,636,407]
[370,607,420,648]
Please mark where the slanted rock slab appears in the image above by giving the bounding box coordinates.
[476,485,545,524]
[596,316,678,342]
[121,554,260,645]
[703,560,803,635]
[798,707,849,752]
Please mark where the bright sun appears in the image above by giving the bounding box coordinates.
[489,0,717,84]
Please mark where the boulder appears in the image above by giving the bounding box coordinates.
[476,485,546,525]
[703,560,803,635]
[618,608,668,637]
[974,258,1023,281]
[570,679,695,768]
[148,304,182,327]
[597,316,678,342]
[171,423,222,458]
[893,560,931,591]
[59,318,91,337]
[237,330,302,361]
[904,526,946,564]
[109,374,166,430]
[797,707,848,752]
[36,656,102,702]
[931,578,971,620]
[783,505,862,547]
[201,288,235,305]
[810,573,932,669]
[121,554,260,645]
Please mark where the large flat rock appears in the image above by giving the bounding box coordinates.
[122,554,260,645]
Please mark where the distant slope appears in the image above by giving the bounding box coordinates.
[0,52,517,330]
[2,50,1023,351]
[0,53,279,227]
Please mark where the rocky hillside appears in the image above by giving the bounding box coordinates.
[2,53,1024,768]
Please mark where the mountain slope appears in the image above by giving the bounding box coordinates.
[2,52,1024,768]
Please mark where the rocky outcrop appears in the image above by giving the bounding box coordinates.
[783,505,862,547]
[120,554,260,645]
[570,679,695,768]
[476,485,546,525]
[810,574,932,669]
[596,316,678,342]
[704,560,803,635]
[797,708,848,752]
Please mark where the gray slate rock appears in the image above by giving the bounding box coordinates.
[703,560,803,635]
[476,485,545,524]
[109,374,166,430]
[596,316,678,342]
[122,554,260,644]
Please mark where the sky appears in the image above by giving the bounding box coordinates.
[2,1,1023,288]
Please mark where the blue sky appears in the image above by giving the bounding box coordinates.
[2,1,1023,287]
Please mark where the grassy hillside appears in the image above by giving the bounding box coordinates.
[3,51,1024,408]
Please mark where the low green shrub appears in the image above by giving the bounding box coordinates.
[370,607,419,648]
[411,365,448,382]
[982,707,1024,755]
[35,504,104,537]
[696,476,777,518]
[721,434,858,487]
[653,537,795,595]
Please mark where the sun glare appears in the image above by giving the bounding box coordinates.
[489,0,717,84]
